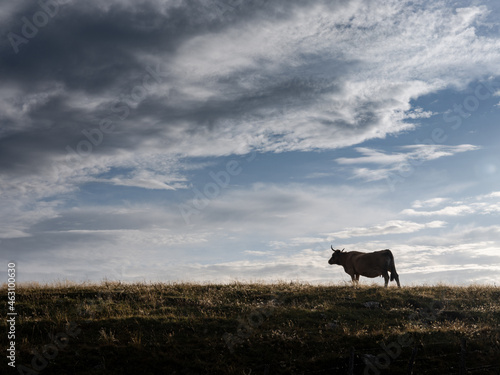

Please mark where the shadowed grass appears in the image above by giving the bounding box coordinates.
[1,282,499,374]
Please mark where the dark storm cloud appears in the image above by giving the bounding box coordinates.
[0,0,317,91]
[129,69,345,131]
[1,0,354,180]
[0,94,111,173]
[2,1,205,90]
[1,0,499,194]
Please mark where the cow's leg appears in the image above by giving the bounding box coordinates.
[355,274,360,286]
[382,271,389,287]
[350,273,358,287]
[389,255,401,288]
[394,273,401,288]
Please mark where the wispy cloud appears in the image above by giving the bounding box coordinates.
[402,191,500,216]
[244,250,271,256]
[336,144,480,181]
[412,198,450,208]
[96,170,188,190]
[279,219,447,247]
[325,220,446,240]
[0,228,31,240]
[402,205,476,216]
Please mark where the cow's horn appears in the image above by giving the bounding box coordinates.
[331,245,334,251]
[342,248,345,251]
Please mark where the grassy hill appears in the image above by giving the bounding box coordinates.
[2,282,500,374]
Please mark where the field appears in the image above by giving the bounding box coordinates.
[2,282,500,374]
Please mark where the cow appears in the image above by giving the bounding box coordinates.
[328,246,401,288]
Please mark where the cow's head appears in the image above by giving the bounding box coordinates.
[328,245,345,265]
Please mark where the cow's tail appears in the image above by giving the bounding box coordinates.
[388,250,398,281]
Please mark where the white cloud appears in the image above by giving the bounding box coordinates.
[51,228,207,246]
[402,205,476,216]
[473,191,500,199]
[290,237,327,244]
[402,191,500,217]
[0,199,61,240]
[412,197,450,208]
[325,220,446,240]
[337,147,408,166]
[336,144,480,181]
[244,250,271,256]
[0,229,31,239]
[147,0,500,157]
[97,170,188,190]
[404,108,435,119]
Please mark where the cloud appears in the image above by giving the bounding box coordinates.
[1,0,500,210]
[0,182,394,281]
[412,197,450,208]
[336,144,480,181]
[325,220,446,240]
[402,190,500,217]
[0,228,31,239]
[244,250,271,256]
[2,1,500,284]
[273,219,448,248]
[3,183,500,284]
[95,169,188,190]
[481,191,500,199]
[304,172,335,179]
[402,205,476,216]
[183,183,393,237]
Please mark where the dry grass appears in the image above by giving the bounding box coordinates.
[1,282,499,374]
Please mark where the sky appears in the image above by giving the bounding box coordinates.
[1,0,500,285]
